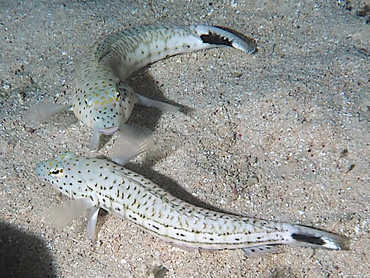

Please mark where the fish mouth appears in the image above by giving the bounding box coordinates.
[99,126,119,135]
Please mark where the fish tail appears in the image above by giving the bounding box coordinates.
[242,222,349,257]
[96,25,257,81]
[286,224,350,250]
[189,25,257,54]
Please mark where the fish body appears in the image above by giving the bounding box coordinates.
[35,152,349,256]
[25,25,257,149]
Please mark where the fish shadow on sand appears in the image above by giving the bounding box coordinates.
[0,220,56,278]
[123,160,240,216]
[127,69,193,129]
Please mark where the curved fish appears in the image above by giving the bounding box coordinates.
[25,25,257,149]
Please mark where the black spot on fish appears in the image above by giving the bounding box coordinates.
[213,26,258,53]
[291,233,325,245]
[200,32,233,47]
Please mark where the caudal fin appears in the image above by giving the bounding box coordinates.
[242,224,349,258]
[289,225,350,250]
[190,25,257,54]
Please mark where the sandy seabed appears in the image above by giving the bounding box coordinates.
[0,0,369,277]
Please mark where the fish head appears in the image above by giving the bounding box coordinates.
[73,83,135,136]
[35,152,83,196]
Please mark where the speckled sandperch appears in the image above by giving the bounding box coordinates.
[25,25,257,150]
[36,151,349,257]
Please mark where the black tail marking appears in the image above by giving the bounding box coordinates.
[291,233,325,245]
[200,32,233,47]
[214,26,258,53]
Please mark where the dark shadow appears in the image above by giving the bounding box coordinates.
[0,220,56,278]
[127,69,194,130]
[123,161,241,216]
[267,268,296,278]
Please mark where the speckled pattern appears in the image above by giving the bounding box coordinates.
[35,152,348,253]
[38,25,257,150]
[0,0,369,277]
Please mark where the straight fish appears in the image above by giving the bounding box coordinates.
[35,145,349,257]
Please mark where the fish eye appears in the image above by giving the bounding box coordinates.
[114,91,121,101]
[84,98,93,107]
[50,168,64,178]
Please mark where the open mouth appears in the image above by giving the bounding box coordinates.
[100,126,119,135]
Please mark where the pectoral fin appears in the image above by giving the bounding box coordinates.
[112,124,154,165]
[47,197,94,231]
[86,206,100,243]
[23,101,71,127]
[88,129,101,150]
[136,94,180,113]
